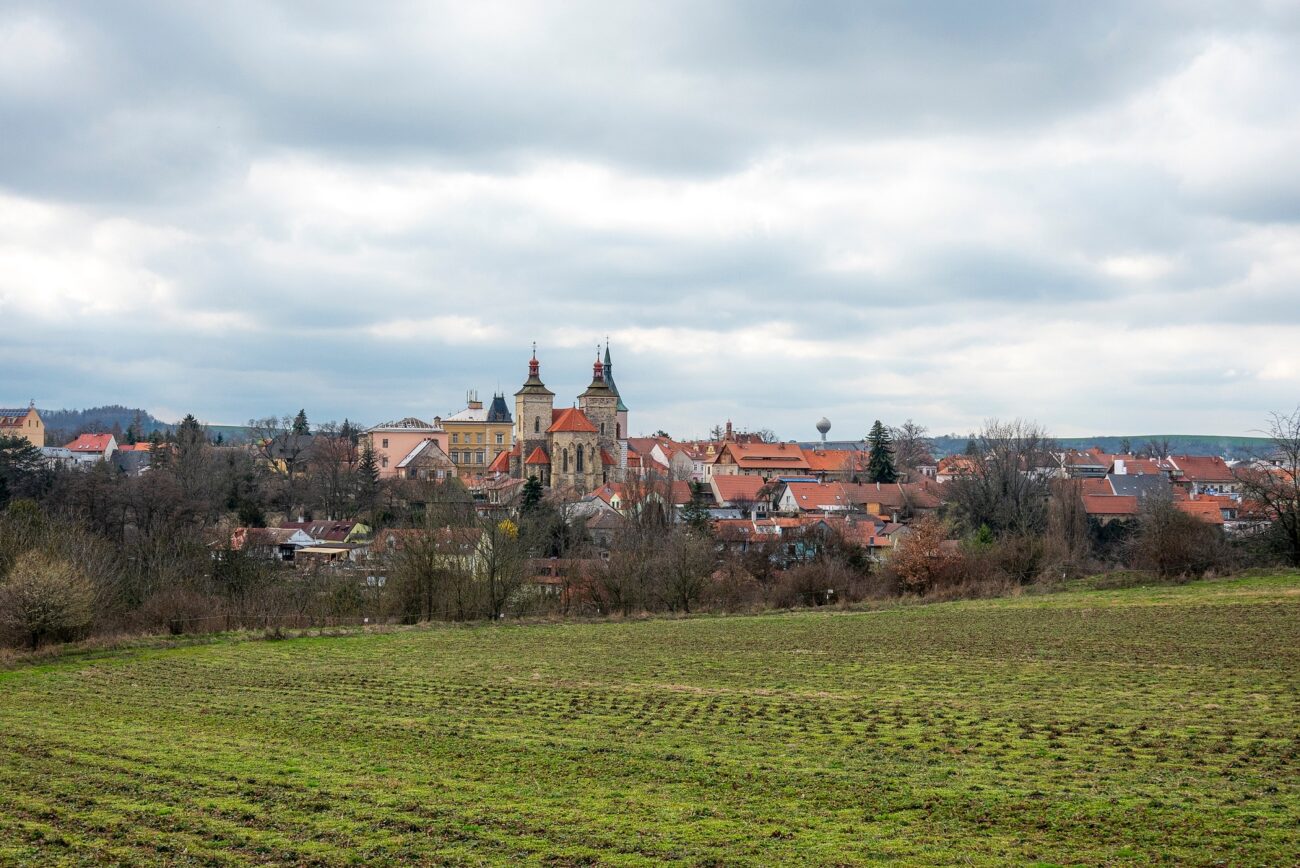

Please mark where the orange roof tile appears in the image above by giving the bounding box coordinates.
[1175,499,1226,524]
[547,407,598,434]
[1082,494,1139,516]
[487,449,512,473]
[524,446,550,465]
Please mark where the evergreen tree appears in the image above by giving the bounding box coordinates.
[357,441,380,520]
[292,409,310,436]
[0,436,50,508]
[125,411,143,445]
[964,436,979,457]
[866,420,899,484]
[521,476,544,513]
[176,414,205,447]
[680,481,714,535]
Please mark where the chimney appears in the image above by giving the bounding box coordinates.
[1115,459,1126,475]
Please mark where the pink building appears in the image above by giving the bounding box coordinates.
[366,417,449,478]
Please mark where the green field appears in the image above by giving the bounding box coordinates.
[1,576,1298,865]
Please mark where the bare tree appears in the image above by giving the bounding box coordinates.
[659,529,714,613]
[1236,407,1300,567]
[890,420,934,474]
[249,415,314,519]
[947,419,1057,537]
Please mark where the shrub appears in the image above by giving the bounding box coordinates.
[0,551,95,648]
[1128,497,1231,579]
[134,588,225,635]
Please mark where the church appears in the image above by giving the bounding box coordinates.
[489,343,629,492]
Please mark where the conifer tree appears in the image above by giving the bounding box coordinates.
[292,409,310,436]
[866,420,899,484]
[521,476,544,513]
[680,480,714,535]
[357,441,380,519]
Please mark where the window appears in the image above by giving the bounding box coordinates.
[452,433,459,444]
[477,433,484,443]
[600,422,605,435]
[576,446,584,473]
[495,432,503,445]
[534,417,540,433]
[477,451,484,464]
[616,423,621,438]
[381,456,389,468]
[563,449,569,472]
[451,451,459,463]
[382,438,389,449]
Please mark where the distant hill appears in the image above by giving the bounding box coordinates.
[37,407,258,445]
[39,405,172,442]
[932,434,1272,461]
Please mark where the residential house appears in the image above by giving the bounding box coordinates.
[394,438,455,482]
[709,474,770,517]
[231,527,315,561]
[711,441,811,479]
[367,418,449,479]
[0,403,44,448]
[1166,455,1239,495]
[935,455,979,483]
[64,433,118,466]
[280,520,371,544]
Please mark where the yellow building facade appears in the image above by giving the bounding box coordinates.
[442,392,513,475]
[0,404,44,448]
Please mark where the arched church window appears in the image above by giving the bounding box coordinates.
[563,449,569,472]
[577,446,584,473]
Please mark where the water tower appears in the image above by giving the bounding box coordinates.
[816,417,831,447]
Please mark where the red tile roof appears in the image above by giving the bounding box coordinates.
[713,441,811,471]
[524,446,551,465]
[65,433,114,453]
[1168,455,1235,484]
[600,448,618,466]
[547,407,598,434]
[711,474,767,504]
[487,449,512,473]
[1082,494,1139,516]
[1175,499,1226,524]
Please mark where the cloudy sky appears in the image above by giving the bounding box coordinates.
[1,1,1298,439]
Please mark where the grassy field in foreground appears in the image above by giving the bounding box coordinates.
[1,576,1297,865]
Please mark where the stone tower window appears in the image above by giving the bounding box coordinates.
[534,417,540,433]
[616,423,621,438]
[600,422,605,435]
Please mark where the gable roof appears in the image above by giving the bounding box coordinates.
[1082,494,1139,516]
[487,448,513,473]
[782,481,855,511]
[710,474,768,505]
[65,433,114,453]
[547,407,598,434]
[1168,455,1235,484]
[525,446,551,465]
[395,438,453,469]
[1175,499,1226,524]
[713,441,811,470]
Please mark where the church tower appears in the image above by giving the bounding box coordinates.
[579,348,619,470]
[512,345,554,480]
[603,341,629,467]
